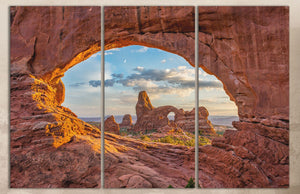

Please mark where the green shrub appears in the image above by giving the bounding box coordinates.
[199,130,203,136]
[154,135,197,147]
[185,177,195,188]
[145,129,157,134]
[120,131,127,136]
[140,135,151,142]
[198,136,211,146]
[167,177,200,188]
[185,139,195,147]
[120,128,128,132]
[216,131,224,136]
[159,136,175,144]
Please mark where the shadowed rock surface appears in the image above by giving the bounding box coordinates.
[10,6,289,188]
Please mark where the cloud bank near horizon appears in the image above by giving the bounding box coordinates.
[70,66,223,97]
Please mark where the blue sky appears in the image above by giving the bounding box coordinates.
[62,45,237,117]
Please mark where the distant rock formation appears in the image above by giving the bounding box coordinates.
[175,107,215,134]
[136,91,154,121]
[134,91,215,134]
[119,114,133,130]
[134,105,178,131]
[104,116,120,135]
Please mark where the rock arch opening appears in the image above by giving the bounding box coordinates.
[10,6,289,188]
[61,52,101,120]
[104,45,198,139]
[61,44,238,137]
[53,44,235,145]
[167,112,175,121]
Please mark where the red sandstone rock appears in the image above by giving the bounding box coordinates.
[104,133,194,188]
[175,107,215,134]
[135,91,154,121]
[10,6,289,126]
[119,114,133,130]
[10,6,289,188]
[104,116,120,135]
[134,91,215,134]
[10,75,101,188]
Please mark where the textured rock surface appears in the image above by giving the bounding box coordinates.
[104,133,194,188]
[10,6,289,188]
[10,74,101,188]
[119,114,133,130]
[135,91,154,121]
[134,91,215,134]
[175,107,215,134]
[104,116,120,135]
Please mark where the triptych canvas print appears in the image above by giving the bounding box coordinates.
[10,6,289,188]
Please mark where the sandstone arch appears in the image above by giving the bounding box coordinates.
[10,6,289,188]
[133,91,181,131]
[11,6,289,127]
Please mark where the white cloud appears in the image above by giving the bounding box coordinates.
[105,62,113,79]
[123,79,158,88]
[89,51,114,57]
[178,66,186,70]
[132,46,149,53]
[135,66,144,72]
[161,59,166,63]
[105,52,113,55]
[108,48,120,52]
